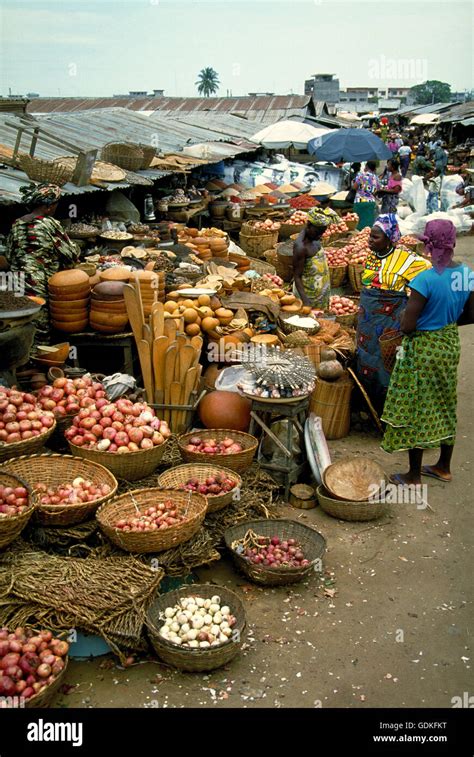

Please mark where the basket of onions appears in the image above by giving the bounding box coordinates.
[3,453,118,527]
[146,585,246,671]
[0,388,56,463]
[0,627,69,708]
[65,398,170,481]
[177,430,258,473]
[325,247,349,288]
[328,295,360,328]
[96,488,207,554]
[157,463,242,514]
[224,519,326,586]
[0,471,33,549]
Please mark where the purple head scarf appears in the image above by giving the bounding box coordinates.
[419,220,456,273]
[373,213,401,244]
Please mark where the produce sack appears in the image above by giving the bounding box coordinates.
[410,176,427,216]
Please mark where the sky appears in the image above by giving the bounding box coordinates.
[0,0,472,98]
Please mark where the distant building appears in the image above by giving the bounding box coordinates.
[248,92,275,97]
[129,90,148,97]
[153,89,165,97]
[304,74,340,104]
[26,92,40,99]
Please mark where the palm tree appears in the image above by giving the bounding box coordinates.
[195,67,220,97]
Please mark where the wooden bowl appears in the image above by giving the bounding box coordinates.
[52,318,89,333]
[49,269,90,288]
[99,267,131,283]
[48,297,89,310]
[323,457,387,502]
[92,281,127,299]
[89,312,129,327]
[48,284,91,299]
[49,309,88,322]
[90,300,127,313]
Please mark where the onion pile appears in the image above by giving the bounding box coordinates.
[0,389,55,444]
[261,272,284,287]
[348,227,371,264]
[325,247,350,266]
[253,219,281,232]
[0,627,68,700]
[115,500,185,532]
[159,595,237,648]
[321,221,349,241]
[0,484,29,517]
[178,473,237,497]
[65,398,170,453]
[183,436,243,455]
[329,295,358,315]
[242,536,310,568]
[34,477,112,506]
[343,212,358,224]
[400,235,419,247]
[37,376,106,417]
[286,211,308,225]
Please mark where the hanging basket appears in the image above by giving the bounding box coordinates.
[379,329,404,373]
[100,142,144,172]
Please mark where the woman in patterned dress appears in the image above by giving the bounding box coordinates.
[355,214,431,412]
[382,220,474,485]
[4,183,79,343]
[292,207,336,311]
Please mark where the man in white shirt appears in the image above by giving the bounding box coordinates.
[398,141,412,177]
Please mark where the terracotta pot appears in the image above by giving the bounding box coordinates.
[198,390,251,432]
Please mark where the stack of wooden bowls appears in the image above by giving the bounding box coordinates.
[210,236,229,259]
[99,267,131,285]
[193,237,212,261]
[90,281,129,334]
[131,270,165,314]
[48,270,91,333]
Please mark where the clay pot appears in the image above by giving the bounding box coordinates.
[198,390,251,432]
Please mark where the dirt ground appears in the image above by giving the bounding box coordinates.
[56,236,474,710]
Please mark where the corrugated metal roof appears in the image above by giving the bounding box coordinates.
[27,95,312,120]
[169,113,262,140]
[437,101,474,123]
[389,102,459,118]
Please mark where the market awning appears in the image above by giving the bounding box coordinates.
[250,120,332,149]
[410,113,440,126]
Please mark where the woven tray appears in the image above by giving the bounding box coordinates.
[317,485,387,522]
[0,470,33,549]
[68,440,168,481]
[3,453,118,527]
[53,157,126,183]
[24,659,69,708]
[147,584,246,671]
[157,464,242,514]
[96,488,207,554]
[177,430,258,474]
[0,422,57,464]
[225,519,326,586]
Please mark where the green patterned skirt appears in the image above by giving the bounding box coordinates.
[381,323,460,453]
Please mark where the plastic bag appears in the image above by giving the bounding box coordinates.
[102,373,136,400]
[410,175,427,216]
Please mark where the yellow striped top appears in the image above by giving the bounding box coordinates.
[362,246,431,291]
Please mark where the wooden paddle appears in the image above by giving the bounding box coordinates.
[170,381,182,433]
[151,302,165,339]
[138,339,154,403]
[123,284,144,346]
[179,367,197,434]
[163,345,177,424]
[164,317,177,342]
[152,335,168,404]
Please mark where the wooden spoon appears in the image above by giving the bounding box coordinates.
[123,284,144,346]
[151,302,164,339]
[152,335,168,404]
[137,339,154,403]
[163,344,177,424]
[164,317,177,342]
[170,381,182,434]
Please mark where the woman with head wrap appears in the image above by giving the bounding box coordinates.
[355,213,431,412]
[292,207,335,310]
[4,183,79,343]
[382,220,474,485]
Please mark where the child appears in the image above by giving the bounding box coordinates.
[425,169,442,214]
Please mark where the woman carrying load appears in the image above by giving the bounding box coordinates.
[292,207,337,311]
[382,220,474,485]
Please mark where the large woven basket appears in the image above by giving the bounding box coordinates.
[333,297,360,329]
[248,257,277,276]
[239,231,279,258]
[24,659,69,708]
[379,329,404,373]
[68,440,168,482]
[147,584,246,672]
[0,470,33,549]
[329,264,347,288]
[138,143,157,169]
[309,374,353,440]
[317,485,387,522]
[348,262,365,294]
[279,223,305,240]
[279,313,320,335]
[177,430,258,474]
[96,488,207,554]
[157,464,242,514]
[19,156,71,186]
[100,142,144,172]
[3,453,118,527]
[0,422,57,464]
[225,519,326,586]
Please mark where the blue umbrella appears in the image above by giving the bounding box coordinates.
[307,128,392,162]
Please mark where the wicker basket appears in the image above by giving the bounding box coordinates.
[3,453,117,527]
[177,430,258,474]
[379,329,404,372]
[344,218,358,230]
[309,373,354,440]
[19,155,71,186]
[68,440,168,482]
[0,422,57,464]
[317,485,387,522]
[100,142,144,172]
[348,262,365,294]
[279,223,305,240]
[248,257,277,276]
[157,464,242,514]
[0,470,33,549]
[96,488,207,554]
[333,298,359,329]
[138,143,156,169]
[239,232,279,258]
[224,519,326,586]
[147,584,246,672]
[279,314,320,336]
[329,264,347,288]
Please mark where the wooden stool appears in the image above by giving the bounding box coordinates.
[248,396,309,500]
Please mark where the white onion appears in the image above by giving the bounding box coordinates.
[203,614,212,625]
